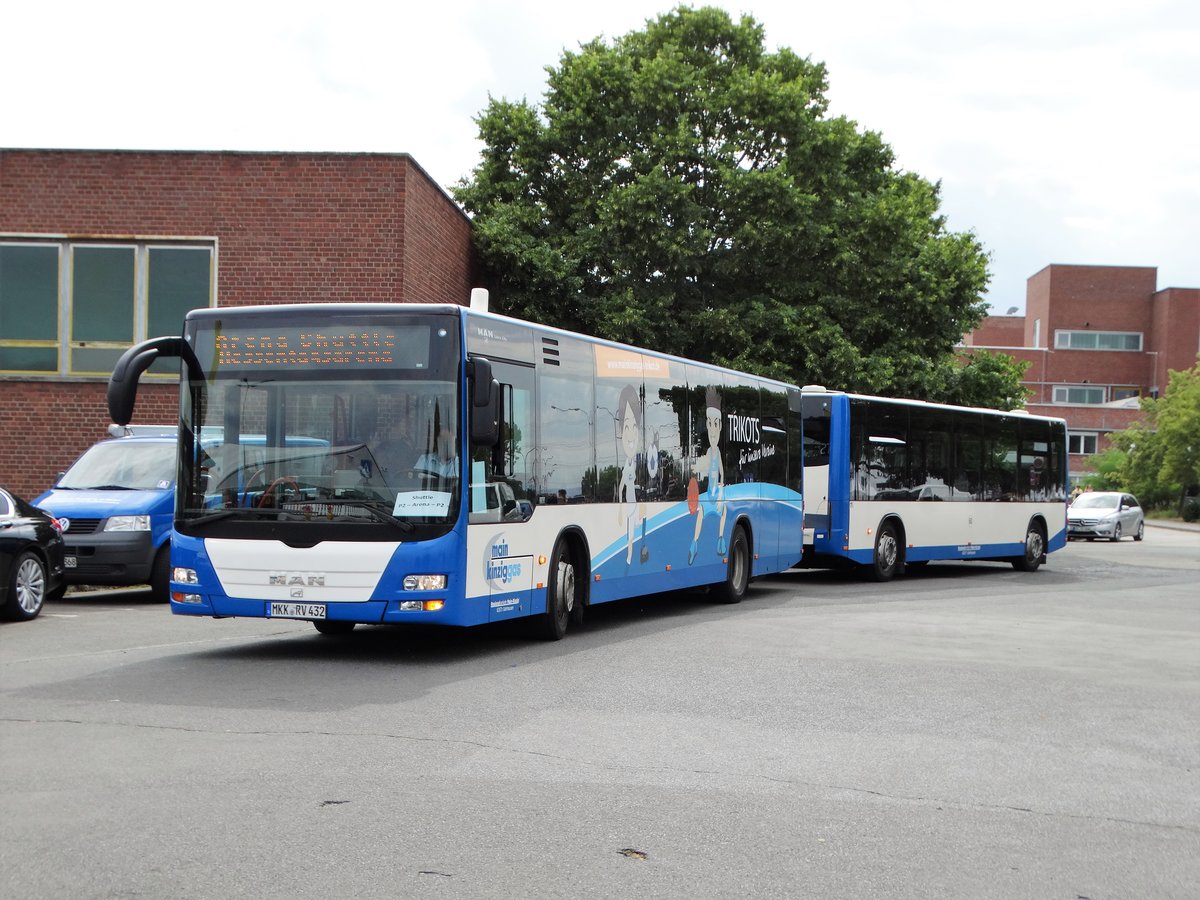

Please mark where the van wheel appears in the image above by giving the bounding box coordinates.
[870,522,900,582]
[713,525,750,603]
[150,547,171,602]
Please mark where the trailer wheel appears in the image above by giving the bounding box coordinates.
[870,522,900,582]
[1012,521,1046,572]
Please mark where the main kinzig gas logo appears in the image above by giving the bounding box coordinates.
[485,535,523,585]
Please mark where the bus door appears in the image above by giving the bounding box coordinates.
[801,393,833,547]
[468,359,537,621]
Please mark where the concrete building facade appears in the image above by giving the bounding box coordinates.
[1,149,478,498]
[964,264,1200,481]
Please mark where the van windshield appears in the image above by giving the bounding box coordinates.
[58,442,176,490]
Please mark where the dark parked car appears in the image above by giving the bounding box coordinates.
[1,487,67,621]
[1067,491,1145,542]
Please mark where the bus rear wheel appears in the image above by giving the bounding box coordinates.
[870,522,900,582]
[713,524,750,604]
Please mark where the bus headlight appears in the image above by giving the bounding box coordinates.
[173,567,198,584]
[105,515,151,532]
[403,574,447,591]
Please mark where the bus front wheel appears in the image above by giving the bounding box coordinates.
[870,522,900,582]
[313,620,355,636]
[534,540,578,641]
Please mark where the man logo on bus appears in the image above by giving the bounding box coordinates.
[616,383,647,566]
[689,385,727,565]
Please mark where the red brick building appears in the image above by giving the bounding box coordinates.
[1,149,478,498]
[964,264,1200,481]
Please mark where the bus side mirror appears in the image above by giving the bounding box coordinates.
[468,357,500,447]
[108,337,185,425]
[107,335,199,424]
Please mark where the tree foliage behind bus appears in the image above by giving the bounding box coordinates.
[455,6,1015,407]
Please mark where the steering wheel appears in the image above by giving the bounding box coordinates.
[257,476,299,508]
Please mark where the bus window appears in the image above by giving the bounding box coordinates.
[953,415,984,501]
[642,364,688,503]
[983,416,1020,501]
[853,399,909,500]
[537,335,595,504]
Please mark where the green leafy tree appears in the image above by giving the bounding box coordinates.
[1155,361,1200,510]
[935,349,1030,410]
[1105,421,1172,508]
[456,6,1013,404]
[1097,358,1200,512]
[1084,446,1127,492]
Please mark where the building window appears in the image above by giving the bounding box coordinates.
[1054,330,1142,351]
[0,238,214,377]
[1068,432,1099,455]
[1111,386,1142,401]
[1053,385,1106,405]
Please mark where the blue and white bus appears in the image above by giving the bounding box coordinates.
[798,387,1068,579]
[106,295,805,639]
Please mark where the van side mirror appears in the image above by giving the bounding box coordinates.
[468,356,500,447]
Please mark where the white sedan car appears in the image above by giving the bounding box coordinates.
[1067,491,1145,542]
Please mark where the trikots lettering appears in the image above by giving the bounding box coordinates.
[725,414,761,444]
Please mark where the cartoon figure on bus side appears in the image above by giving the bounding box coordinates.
[616,384,647,566]
[689,385,726,565]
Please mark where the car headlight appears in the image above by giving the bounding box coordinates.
[105,515,151,532]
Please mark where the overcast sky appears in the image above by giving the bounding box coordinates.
[4,0,1197,313]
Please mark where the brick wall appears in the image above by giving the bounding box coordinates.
[962,315,1024,347]
[0,149,479,497]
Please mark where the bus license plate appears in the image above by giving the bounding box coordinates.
[269,602,326,620]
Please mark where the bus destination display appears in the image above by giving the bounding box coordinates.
[201,325,431,370]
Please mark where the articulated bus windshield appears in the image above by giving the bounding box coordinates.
[177,312,462,540]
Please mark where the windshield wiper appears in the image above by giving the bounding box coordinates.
[186,507,285,526]
[186,509,240,527]
[72,484,138,491]
[333,501,415,533]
